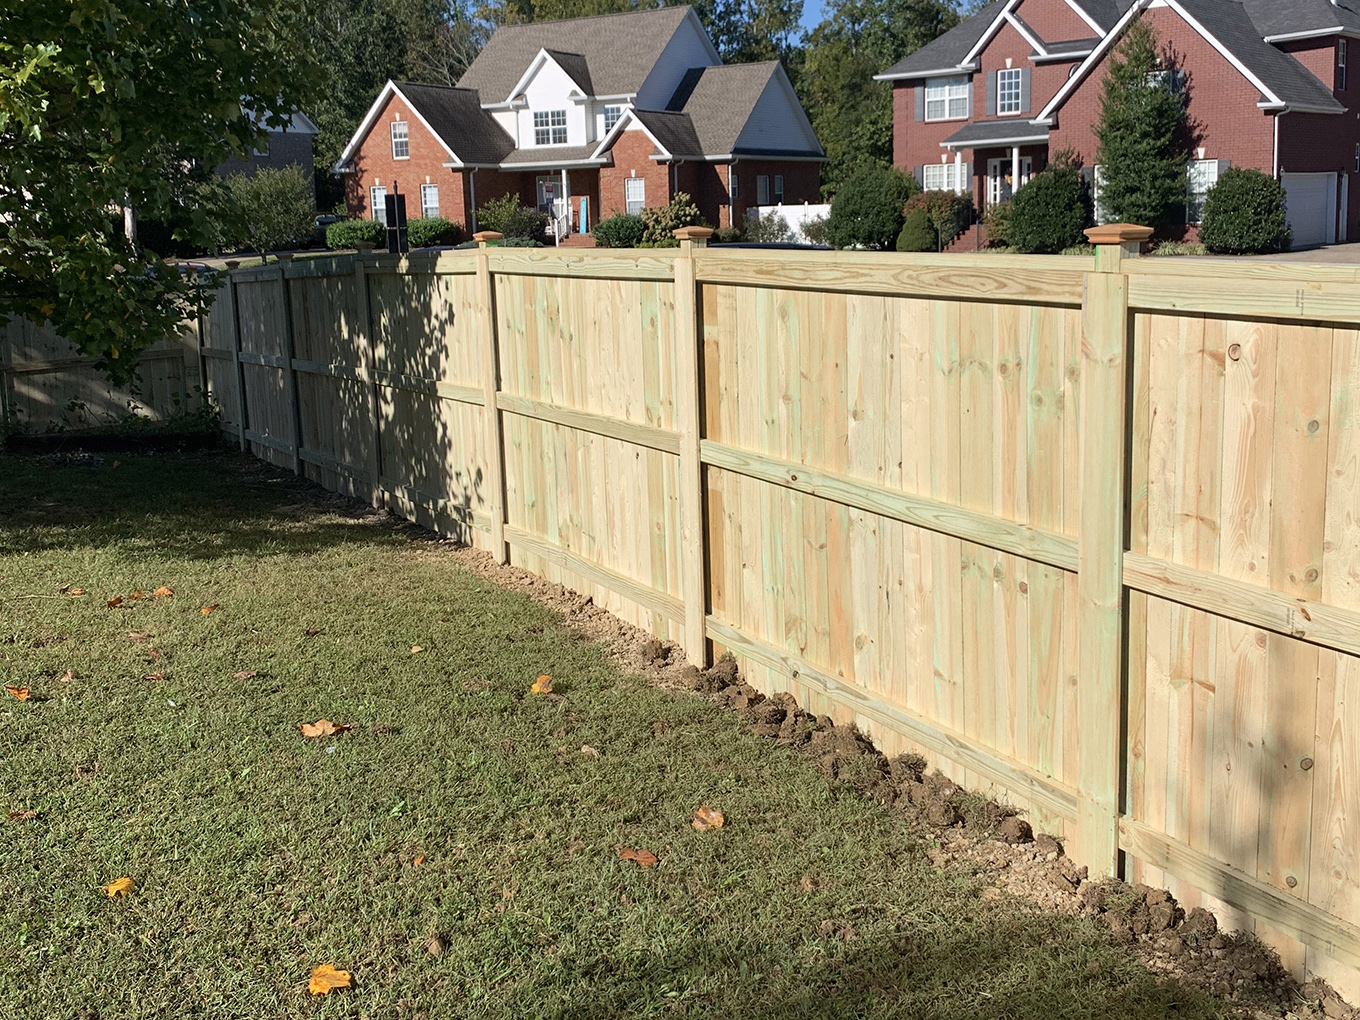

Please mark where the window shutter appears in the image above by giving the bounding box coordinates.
[1217,159,1232,175]
[968,79,975,117]
[915,86,924,122]
[914,165,925,188]
[986,71,997,116]
[1020,69,1031,114]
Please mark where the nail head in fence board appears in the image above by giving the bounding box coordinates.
[675,228,711,666]
[477,238,508,564]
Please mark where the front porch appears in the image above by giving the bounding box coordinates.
[938,121,1052,212]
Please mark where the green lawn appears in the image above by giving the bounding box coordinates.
[0,453,1227,1019]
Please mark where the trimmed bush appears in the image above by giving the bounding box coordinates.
[746,213,794,244]
[801,215,829,247]
[895,207,937,252]
[640,192,706,247]
[1009,163,1091,254]
[499,236,543,247]
[407,217,464,248]
[826,165,916,251]
[901,191,973,250]
[477,193,549,243]
[982,201,1012,249]
[710,225,743,244]
[1150,239,1208,257]
[593,213,647,248]
[327,218,384,250]
[1199,168,1290,255]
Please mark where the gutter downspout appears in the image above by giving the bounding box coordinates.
[728,158,739,228]
[1273,111,1283,179]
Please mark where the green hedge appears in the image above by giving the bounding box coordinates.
[407,217,464,248]
[593,213,646,248]
[1199,168,1289,255]
[326,218,384,250]
[895,208,936,252]
[1009,164,1091,254]
[477,193,549,243]
[826,165,916,251]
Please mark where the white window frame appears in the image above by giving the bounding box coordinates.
[420,183,439,220]
[1186,159,1220,224]
[390,120,409,160]
[925,76,970,122]
[1341,39,1349,91]
[774,174,784,203]
[604,106,622,132]
[923,163,964,193]
[625,177,645,216]
[756,175,770,205]
[370,185,388,225]
[997,68,1023,115]
[534,110,567,146]
[986,157,1032,205]
[729,170,738,203]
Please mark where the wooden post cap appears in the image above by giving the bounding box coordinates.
[673,226,715,241]
[473,231,504,245]
[1084,223,1155,245]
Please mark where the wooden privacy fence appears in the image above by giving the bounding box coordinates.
[205,229,1360,991]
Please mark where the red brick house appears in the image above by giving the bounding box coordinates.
[332,5,823,239]
[878,0,1360,246]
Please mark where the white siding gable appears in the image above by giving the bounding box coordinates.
[514,55,588,147]
[733,70,821,154]
[634,10,721,110]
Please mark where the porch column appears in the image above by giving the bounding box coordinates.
[954,148,963,196]
[561,167,570,230]
[1011,146,1021,197]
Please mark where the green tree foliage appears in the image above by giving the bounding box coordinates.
[895,207,936,251]
[799,0,958,196]
[326,218,386,250]
[1008,157,1091,254]
[640,193,706,247]
[477,192,549,241]
[1198,168,1290,255]
[225,167,318,260]
[825,164,917,250]
[592,213,647,248]
[1093,17,1190,229]
[407,216,466,247]
[1,0,319,381]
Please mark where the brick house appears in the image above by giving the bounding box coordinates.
[216,110,321,200]
[878,0,1360,247]
[331,5,823,239]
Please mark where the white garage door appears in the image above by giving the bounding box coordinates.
[1282,172,1337,249]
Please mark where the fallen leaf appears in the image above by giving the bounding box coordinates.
[146,649,162,661]
[107,596,124,608]
[530,674,553,694]
[425,936,445,957]
[144,672,166,683]
[692,805,725,832]
[127,631,150,642]
[112,460,121,469]
[233,670,259,680]
[154,586,174,598]
[60,669,75,682]
[129,590,144,600]
[105,877,136,897]
[413,855,425,866]
[618,847,658,868]
[652,720,667,738]
[308,964,352,996]
[7,810,36,821]
[4,685,30,702]
[299,719,353,739]
[581,745,600,759]
[304,628,322,637]
[200,605,219,615]
[66,588,86,597]
[410,645,423,654]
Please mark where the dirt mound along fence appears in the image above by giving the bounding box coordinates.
[202,233,1360,995]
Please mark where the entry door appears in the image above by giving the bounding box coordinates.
[536,175,559,214]
[987,157,1032,205]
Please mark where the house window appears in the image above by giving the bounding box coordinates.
[1145,69,1185,92]
[420,184,439,219]
[534,110,567,145]
[1341,40,1349,91]
[774,175,784,203]
[604,106,622,132]
[925,76,969,121]
[757,175,770,205]
[997,68,1023,115]
[729,170,738,203]
[370,185,388,225]
[923,163,963,192]
[390,120,409,159]
[1186,159,1221,224]
[625,177,645,215]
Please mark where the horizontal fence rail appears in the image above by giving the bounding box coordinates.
[201,236,1360,994]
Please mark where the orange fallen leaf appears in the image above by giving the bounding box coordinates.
[7,809,36,821]
[581,745,600,759]
[105,877,136,897]
[154,586,174,598]
[107,596,124,608]
[304,628,323,637]
[413,855,426,866]
[618,847,658,868]
[144,672,166,683]
[60,670,75,682]
[146,649,162,661]
[129,590,144,600]
[308,964,352,996]
[233,670,258,680]
[5,685,30,702]
[200,605,219,616]
[692,805,725,832]
[66,587,86,597]
[299,719,353,739]
[530,674,553,695]
[112,460,121,469]
[410,645,423,654]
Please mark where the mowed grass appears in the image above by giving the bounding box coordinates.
[0,454,1226,1020]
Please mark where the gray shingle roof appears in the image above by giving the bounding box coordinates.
[457,5,694,101]
[500,144,602,165]
[878,0,1006,79]
[656,61,821,157]
[391,82,515,165]
[942,121,1050,146]
[631,110,705,158]
[1034,36,1101,57]
[544,50,593,95]
[1240,0,1360,39]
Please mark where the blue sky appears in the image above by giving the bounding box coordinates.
[800,0,825,32]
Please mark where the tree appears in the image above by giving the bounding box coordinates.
[1,1,320,381]
[1008,154,1091,254]
[1093,17,1190,230]
[825,164,917,249]
[226,167,319,261]
[1199,168,1290,255]
[799,0,958,196]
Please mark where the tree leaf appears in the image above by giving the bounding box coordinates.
[107,596,124,608]
[413,855,425,866]
[144,672,166,683]
[7,810,36,821]
[692,805,725,832]
[530,674,553,694]
[127,631,150,642]
[66,587,86,597]
[200,605,218,615]
[154,586,173,598]
[299,719,352,739]
[129,590,144,600]
[304,627,322,637]
[410,645,423,654]
[4,685,30,702]
[233,670,258,680]
[308,964,351,995]
[580,745,600,759]
[618,847,658,868]
[105,877,136,897]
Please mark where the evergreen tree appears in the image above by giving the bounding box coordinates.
[1093,17,1189,229]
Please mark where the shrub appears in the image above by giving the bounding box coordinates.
[406,217,464,248]
[1060,244,1096,256]
[1150,239,1207,257]
[801,215,829,247]
[902,191,973,250]
[1199,168,1290,255]
[477,193,549,243]
[982,201,1012,248]
[592,213,647,248]
[710,225,744,244]
[1009,162,1091,254]
[826,165,917,250]
[499,236,543,247]
[746,213,794,244]
[640,192,706,247]
[326,218,385,250]
[896,207,937,252]
[225,165,316,257]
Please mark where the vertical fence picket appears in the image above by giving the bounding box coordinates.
[475,231,508,564]
[353,249,382,506]
[674,226,712,667]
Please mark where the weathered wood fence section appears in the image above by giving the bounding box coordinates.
[205,233,1360,994]
[1,315,199,429]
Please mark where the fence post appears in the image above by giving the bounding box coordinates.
[475,231,508,564]
[1075,222,1150,876]
[276,255,303,475]
[353,245,383,507]
[673,225,714,667]
[225,261,247,452]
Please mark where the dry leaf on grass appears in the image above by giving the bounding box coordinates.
[5,685,30,702]
[618,847,658,868]
[7,810,36,821]
[65,587,86,597]
[107,596,124,608]
[60,669,75,682]
[425,936,445,957]
[130,590,144,600]
[144,672,166,683]
[127,631,150,643]
[233,670,258,680]
[304,628,323,637]
[308,964,352,995]
[105,877,136,897]
[581,745,600,759]
[299,719,353,739]
[530,674,553,694]
[146,649,162,661]
[413,855,426,866]
[200,605,219,616]
[154,586,173,598]
[410,645,423,654]
[691,805,725,832]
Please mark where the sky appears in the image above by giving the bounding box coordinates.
[800,0,825,32]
